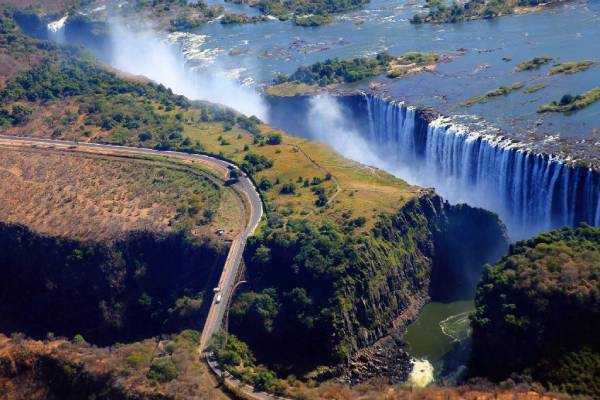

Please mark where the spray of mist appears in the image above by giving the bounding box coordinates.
[307,94,419,183]
[307,94,382,166]
[108,22,268,119]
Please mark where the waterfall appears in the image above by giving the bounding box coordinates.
[361,95,600,239]
[46,14,67,42]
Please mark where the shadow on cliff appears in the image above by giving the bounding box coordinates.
[0,222,226,346]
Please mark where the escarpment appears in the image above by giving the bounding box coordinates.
[339,192,508,351]
[231,191,508,379]
[0,222,227,345]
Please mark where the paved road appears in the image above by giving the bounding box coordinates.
[0,135,263,353]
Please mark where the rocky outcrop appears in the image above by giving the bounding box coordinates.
[337,192,508,382]
[344,335,413,384]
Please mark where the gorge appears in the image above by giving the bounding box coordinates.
[3,4,599,396]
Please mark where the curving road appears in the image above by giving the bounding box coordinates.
[0,135,263,353]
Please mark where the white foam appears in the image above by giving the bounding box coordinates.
[47,14,68,33]
[407,359,434,388]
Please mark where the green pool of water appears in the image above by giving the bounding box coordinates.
[403,300,474,375]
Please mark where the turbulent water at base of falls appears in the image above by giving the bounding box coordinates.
[408,359,435,387]
[46,14,68,42]
[362,95,600,239]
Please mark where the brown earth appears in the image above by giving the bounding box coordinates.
[0,145,244,241]
[296,383,570,400]
[0,0,77,15]
[0,333,229,400]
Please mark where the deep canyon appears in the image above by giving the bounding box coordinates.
[2,2,599,397]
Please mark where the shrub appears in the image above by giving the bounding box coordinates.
[266,133,282,145]
[72,334,86,345]
[147,357,178,383]
[126,351,151,369]
[280,182,296,194]
[259,178,272,191]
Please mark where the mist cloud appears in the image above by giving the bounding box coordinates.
[307,94,382,166]
[108,22,268,119]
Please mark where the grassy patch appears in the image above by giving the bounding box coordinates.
[515,56,553,72]
[537,86,600,113]
[264,82,320,97]
[461,82,524,107]
[183,121,416,231]
[549,60,596,75]
[524,84,548,93]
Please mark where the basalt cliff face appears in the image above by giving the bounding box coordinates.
[340,192,508,382]
[0,222,227,346]
[233,191,507,381]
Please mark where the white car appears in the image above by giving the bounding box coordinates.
[215,293,222,303]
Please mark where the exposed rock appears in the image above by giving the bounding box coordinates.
[343,335,413,385]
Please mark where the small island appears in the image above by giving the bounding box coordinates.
[549,60,596,75]
[538,86,600,113]
[411,0,568,24]
[514,56,553,72]
[524,84,547,93]
[266,51,442,96]
[460,82,524,107]
[220,12,269,24]
[227,0,369,26]
[126,0,225,31]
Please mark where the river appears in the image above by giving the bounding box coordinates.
[403,300,474,386]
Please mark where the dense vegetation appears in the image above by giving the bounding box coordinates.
[538,86,600,113]
[209,331,283,393]
[220,12,269,24]
[0,223,225,345]
[229,195,506,375]
[247,0,369,25]
[514,56,553,72]
[273,51,439,87]
[548,60,596,75]
[0,11,268,152]
[411,0,565,24]
[470,225,600,397]
[461,82,524,107]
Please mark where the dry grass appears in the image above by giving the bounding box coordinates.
[2,92,418,233]
[264,82,324,97]
[0,146,243,241]
[0,0,76,15]
[281,381,570,400]
[0,333,229,400]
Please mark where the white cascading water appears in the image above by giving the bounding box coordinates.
[362,95,600,239]
[46,14,67,42]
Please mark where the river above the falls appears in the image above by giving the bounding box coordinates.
[182,0,600,140]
